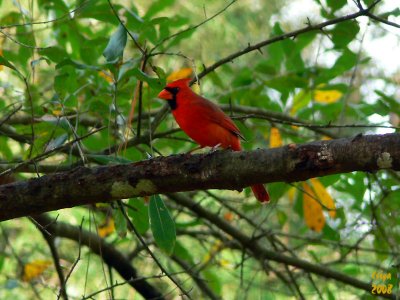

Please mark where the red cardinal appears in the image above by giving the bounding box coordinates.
[158,78,269,203]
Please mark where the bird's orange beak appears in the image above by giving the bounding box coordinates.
[158,89,172,100]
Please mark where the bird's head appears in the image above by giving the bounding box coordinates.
[158,78,192,109]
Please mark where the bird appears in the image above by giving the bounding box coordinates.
[158,78,269,203]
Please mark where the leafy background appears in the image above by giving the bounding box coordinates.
[0,0,399,299]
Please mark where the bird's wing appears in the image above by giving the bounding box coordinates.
[194,96,245,140]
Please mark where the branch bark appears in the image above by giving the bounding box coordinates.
[1,133,399,221]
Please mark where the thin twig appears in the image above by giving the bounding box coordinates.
[117,201,193,299]
[150,0,237,54]
[194,1,385,82]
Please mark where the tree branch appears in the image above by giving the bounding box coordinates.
[32,214,165,300]
[194,2,381,81]
[1,133,399,221]
[168,193,395,299]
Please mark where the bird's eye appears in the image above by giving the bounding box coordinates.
[165,87,179,95]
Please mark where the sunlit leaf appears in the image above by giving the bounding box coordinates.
[291,90,311,114]
[149,194,176,255]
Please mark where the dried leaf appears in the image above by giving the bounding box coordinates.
[22,260,52,282]
[98,218,115,237]
[98,70,114,83]
[303,182,325,232]
[223,212,234,222]
[310,178,336,218]
[166,68,192,82]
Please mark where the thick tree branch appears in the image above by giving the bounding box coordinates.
[0,133,399,221]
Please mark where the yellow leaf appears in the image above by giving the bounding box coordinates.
[166,68,192,82]
[22,260,52,282]
[98,218,115,237]
[310,178,336,218]
[303,182,325,232]
[191,82,200,94]
[202,240,223,263]
[291,125,299,131]
[98,70,114,83]
[219,259,232,268]
[287,187,296,204]
[269,127,282,148]
[52,110,63,117]
[314,89,342,103]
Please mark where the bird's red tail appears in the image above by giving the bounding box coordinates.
[251,184,270,203]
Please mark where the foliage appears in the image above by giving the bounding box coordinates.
[0,0,399,299]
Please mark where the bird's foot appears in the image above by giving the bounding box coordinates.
[209,143,221,153]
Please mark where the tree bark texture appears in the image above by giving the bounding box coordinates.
[1,133,399,221]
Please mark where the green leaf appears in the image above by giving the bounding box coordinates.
[38,47,69,63]
[173,241,194,264]
[144,0,175,19]
[0,56,17,71]
[45,133,68,151]
[131,68,165,89]
[149,194,176,255]
[375,90,398,113]
[0,254,5,272]
[103,24,128,62]
[203,268,222,294]
[56,58,100,70]
[330,21,360,48]
[30,57,50,70]
[78,2,119,24]
[127,199,150,234]
[342,264,360,276]
[326,0,347,12]
[114,208,127,238]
